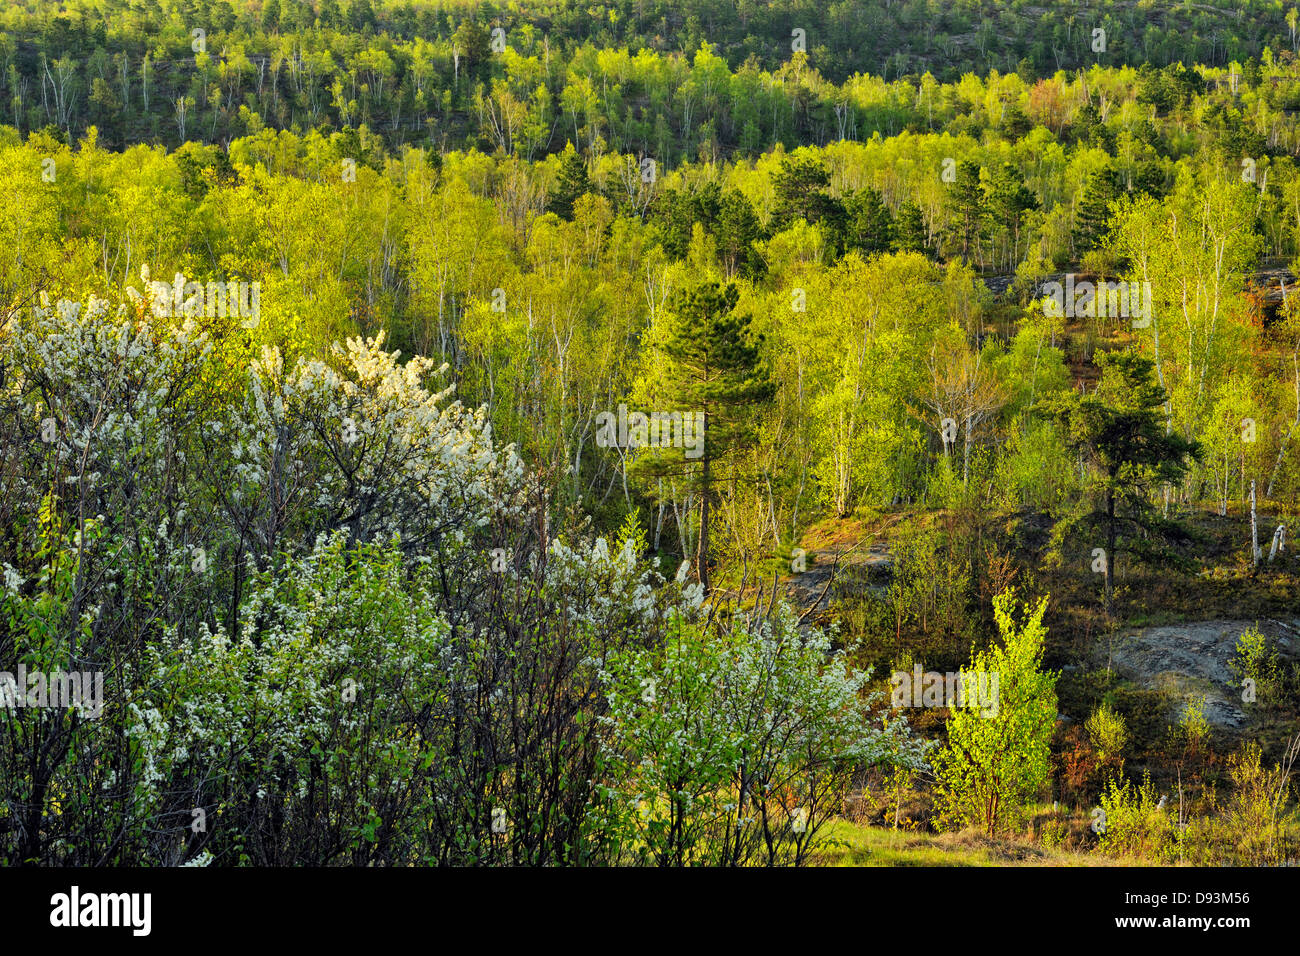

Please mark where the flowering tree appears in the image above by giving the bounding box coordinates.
[598,609,928,866]
[3,275,928,868]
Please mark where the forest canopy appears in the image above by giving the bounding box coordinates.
[1,1,1299,870]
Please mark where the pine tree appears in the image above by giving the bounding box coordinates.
[1133,160,1168,199]
[716,189,764,278]
[984,162,1038,271]
[946,160,986,264]
[262,0,282,32]
[1073,165,1121,255]
[451,18,492,81]
[771,156,848,248]
[546,144,591,220]
[649,182,722,260]
[892,200,930,255]
[318,0,341,29]
[638,282,775,590]
[846,186,894,256]
[347,0,377,32]
[1043,351,1201,613]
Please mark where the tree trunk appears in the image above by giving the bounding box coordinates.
[1105,488,1116,615]
[697,411,711,591]
[1250,480,1261,567]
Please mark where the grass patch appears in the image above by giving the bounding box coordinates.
[812,820,1141,867]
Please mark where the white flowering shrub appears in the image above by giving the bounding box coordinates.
[4,285,213,513]
[130,532,456,865]
[1,285,214,608]
[207,332,525,564]
[0,287,218,865]
[0,276,924,868]
[539,533,682,636]
[410,528,703,866]
[0,279,532,865]
[0,499,108,864]
[121,527,700,866]
[596,610,930,866]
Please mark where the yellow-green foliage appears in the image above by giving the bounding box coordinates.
[933,590,1058,836]
[1097,772,1177,863]
[1085,702,1129,774]
[1228,625,1282,706]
